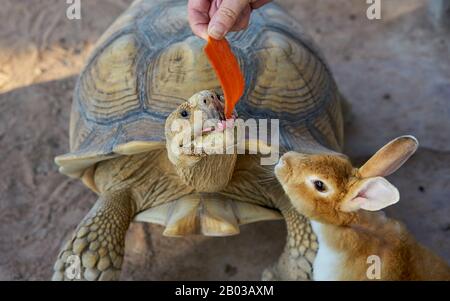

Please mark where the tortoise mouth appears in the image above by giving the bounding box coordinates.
[201,119,236,136]
[201,96,238,136]
[171,94,239,158]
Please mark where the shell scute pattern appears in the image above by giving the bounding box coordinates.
[60,0,343,178]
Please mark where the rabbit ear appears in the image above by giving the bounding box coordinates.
[359,135,419,178]
[341,177,400,212]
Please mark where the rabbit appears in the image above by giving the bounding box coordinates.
[275,135,450,281]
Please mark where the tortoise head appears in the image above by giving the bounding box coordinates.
[164,90,238,192]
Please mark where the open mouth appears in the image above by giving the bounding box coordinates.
[202,119,236,135]
[201,97,238,136]
[175,94,240,157]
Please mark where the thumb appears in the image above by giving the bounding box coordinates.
[208,0,249,39]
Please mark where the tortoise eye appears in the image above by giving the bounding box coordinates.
[313,180,327,192]
[180,110,189,118]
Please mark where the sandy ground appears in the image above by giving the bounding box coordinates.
[0,0,448,280]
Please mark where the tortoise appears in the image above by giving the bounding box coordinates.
[52,0,345,281]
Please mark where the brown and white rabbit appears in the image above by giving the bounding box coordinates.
[275,136,450,281]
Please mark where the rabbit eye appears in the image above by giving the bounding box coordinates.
[180,110,189,118]
[314,180,327,192]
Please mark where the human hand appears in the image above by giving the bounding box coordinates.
[188,0,272,40]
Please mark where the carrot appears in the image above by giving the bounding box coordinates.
[204,36,245,119]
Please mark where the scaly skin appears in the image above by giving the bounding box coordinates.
[218,152,319,281]
[52,191,135,281]
[262,207,318,281]
[53,0,344,279]
[52,86,323,280]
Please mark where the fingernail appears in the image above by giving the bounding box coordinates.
[208,23,226,39]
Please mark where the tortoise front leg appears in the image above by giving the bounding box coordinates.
[262,207,318,281]
[52,191,135,281]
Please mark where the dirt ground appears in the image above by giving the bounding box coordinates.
[0,0,448,280]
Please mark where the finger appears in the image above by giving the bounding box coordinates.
[250,0,272,9]
[208,0,250,39]
[188,0,212,40]
[230,7,251,31]
[208,0,220,17]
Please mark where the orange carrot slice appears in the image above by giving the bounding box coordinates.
[204,36,245,119]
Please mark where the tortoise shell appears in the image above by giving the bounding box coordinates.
[55,0,344,179]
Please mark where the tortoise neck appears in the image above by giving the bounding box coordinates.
[176,154,237,192]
